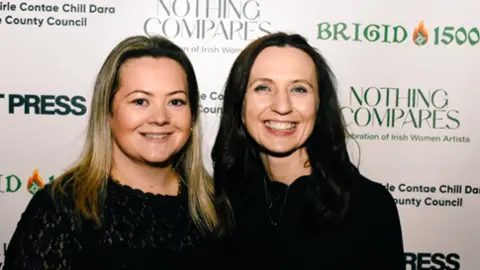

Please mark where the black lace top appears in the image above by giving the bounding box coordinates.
[3,179,218,270]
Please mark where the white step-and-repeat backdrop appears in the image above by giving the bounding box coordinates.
[1,0,478,269]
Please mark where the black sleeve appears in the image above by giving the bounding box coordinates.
[3,185,84,270]
[366,184,406,270]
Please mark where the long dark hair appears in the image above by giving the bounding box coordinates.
[212,32,357,231]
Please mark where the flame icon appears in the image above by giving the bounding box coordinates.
[27,169,45,194]
[413,20,428,46]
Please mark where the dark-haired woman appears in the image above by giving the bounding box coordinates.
[212,32,406,269]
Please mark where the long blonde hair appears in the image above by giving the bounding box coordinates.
[51,35,220,234]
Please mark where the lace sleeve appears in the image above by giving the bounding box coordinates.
[3,185,84,270]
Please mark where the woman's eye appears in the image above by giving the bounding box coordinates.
[292,87,307,93]
[254,85,269,91]
[133,99,148,106]
[170,99,187,106]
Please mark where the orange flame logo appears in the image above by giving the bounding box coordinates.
[413,20,428,45]
[27,169,45,194]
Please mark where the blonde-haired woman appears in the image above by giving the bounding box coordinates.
[3,35,229,269]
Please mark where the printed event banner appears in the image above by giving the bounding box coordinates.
[0,0,478,269]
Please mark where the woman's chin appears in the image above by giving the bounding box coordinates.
[259,145,298,158]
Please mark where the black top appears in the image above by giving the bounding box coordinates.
[225,173,406,270]
[3,179,219,270]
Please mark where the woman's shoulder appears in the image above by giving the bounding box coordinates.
[344,171,405,265]
[28,174,77,215]
[351,173,392,200]
[347,172,399,221]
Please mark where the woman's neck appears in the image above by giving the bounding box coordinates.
[111,150,179,196]
[260,147,311,185]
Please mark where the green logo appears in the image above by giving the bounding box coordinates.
[342,86,471,143]
[317,20,480,46]
[341,86,460,129]
[413,21,428,46]
[0,169,54,195]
